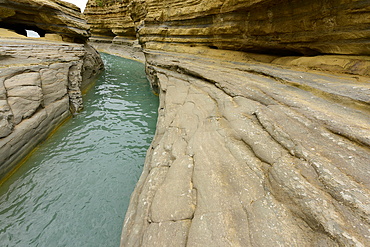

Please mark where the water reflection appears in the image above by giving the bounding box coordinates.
[0,53,158,247]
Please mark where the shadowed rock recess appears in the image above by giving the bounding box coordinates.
[0,0,104,178]
[93,0,369,246]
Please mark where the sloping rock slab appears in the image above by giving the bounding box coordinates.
[122,49,370,246]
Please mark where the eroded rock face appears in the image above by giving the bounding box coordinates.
[127,0,370,56]
[0,0,104,178]
[122,49,370,247]
[85,0,370,246]
[0,0,89,42]
[84,0,136,42]
[0,38,103,177]
[85,0,370,76]
[4,72,43,125]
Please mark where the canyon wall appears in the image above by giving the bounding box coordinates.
[84,0,136,43]
[85,0,370,246]
[84,0,144,61]
[85,0,370,76]
[133,0,370,56]
[0,0,103,178]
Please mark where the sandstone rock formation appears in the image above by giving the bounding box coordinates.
[0,0,103,178]
[123,49,370,247]
[85,0,370,77]
[88,41,145,62]
[84,0,145,61]
[129,0,370,56]
[0,0,89,42]
[84,0,136,43]
[84,0,370,246]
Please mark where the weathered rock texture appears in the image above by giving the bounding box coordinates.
[84,0,136,43]
[141,0,370,55]
[84,0,147,62]
[88,41,145,62]
[85,0,370,246]
[85,0,370,76]
[0,0,89,42]
[0,1,103,178]
[123,49,370,247]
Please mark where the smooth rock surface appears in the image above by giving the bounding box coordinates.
[122,48,370,247]
[84,0,370,246]
[0,36,103,177]
[89,41,145,63]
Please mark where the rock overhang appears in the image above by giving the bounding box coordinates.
[0,0,89,43]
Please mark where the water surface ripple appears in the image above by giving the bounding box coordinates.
[0,53,158,247]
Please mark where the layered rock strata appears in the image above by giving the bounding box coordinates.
[84,0,145,61]
[122,48,370,247]
[85,0,370,77]
[0,0,89,42]
[0,1,103,178]
[89,41,145,62]
[132,0,370,56]
[0,37,103,178]
[85,0,370,246]
[84,0,136,42]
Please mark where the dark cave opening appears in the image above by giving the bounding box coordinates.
[0,22,46,37]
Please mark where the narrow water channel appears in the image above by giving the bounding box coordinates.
[0,53,158,247]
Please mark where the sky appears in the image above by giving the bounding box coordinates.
[61,0,89,12]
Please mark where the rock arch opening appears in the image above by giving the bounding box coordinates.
[0,22,46,37]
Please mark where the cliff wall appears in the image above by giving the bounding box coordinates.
[0,0,103,178]
[134,0,370,56]
[85,0,370,76]
[85,0,370,246]
[84,0,136,43]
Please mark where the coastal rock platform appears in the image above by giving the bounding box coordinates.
[121,46,370,246]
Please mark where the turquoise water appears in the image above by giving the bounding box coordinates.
[0,53,158,247]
